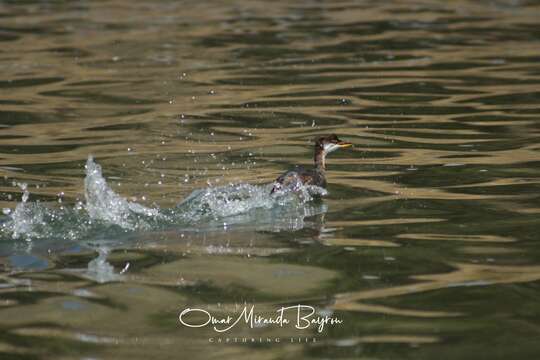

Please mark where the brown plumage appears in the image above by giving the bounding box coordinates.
[270,134,352,194]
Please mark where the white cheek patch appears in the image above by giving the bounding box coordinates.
[323,143,340,153]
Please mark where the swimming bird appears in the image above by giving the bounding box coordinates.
[270,134,352,194]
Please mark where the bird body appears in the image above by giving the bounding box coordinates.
[271,134,351,193]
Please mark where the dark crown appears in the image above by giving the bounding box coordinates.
[316,134,341,147]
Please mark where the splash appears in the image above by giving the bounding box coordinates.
[84,156,160,230]
[0,156,328,242]
[3,183,46,241]
[84,247,120,283]
[173,181,327,231]
[179,183,275,220]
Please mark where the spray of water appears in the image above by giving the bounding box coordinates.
[84,156,161,230]
[0,156,328,243]
[84,247,120,283]
[4,183,46,241]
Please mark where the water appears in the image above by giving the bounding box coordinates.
[1,155,326,242]
[1,0,540,358]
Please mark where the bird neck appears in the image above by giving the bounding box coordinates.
[314,147,326,171]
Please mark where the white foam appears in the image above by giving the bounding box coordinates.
[1,156,329,242]
[178,179,326,222]
[4,183,46,240]
[84,156,160,230]
[180,183,273,220]
[85,247,120,283]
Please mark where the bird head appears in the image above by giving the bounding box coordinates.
[316,134,352,154]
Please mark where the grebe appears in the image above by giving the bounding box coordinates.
[270,134,352,194]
